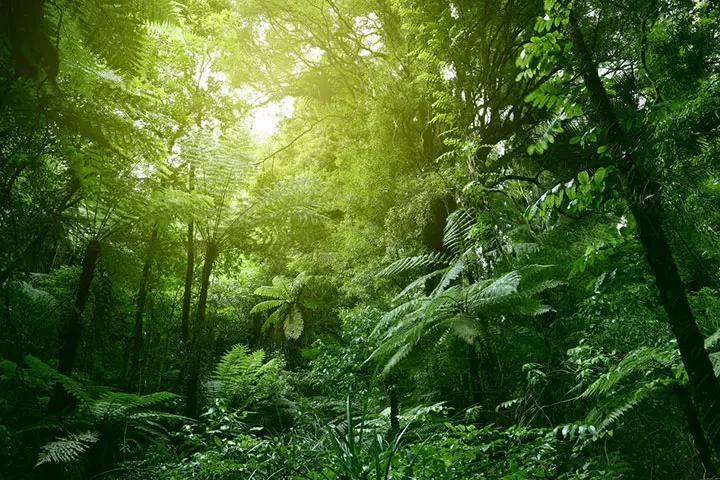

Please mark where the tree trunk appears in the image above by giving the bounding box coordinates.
[673,384,717,476]
[48,238,101,414]
[127,227,158,392]
[181,220,194,344]
[185,240,219,417]
[567,11,720,449]
[181,161,195,344]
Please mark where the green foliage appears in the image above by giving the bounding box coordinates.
[251,272,317,340]
[211,344,290,409]
[36,431,100,467]
[1,355,183,472]
[3,0,720,478]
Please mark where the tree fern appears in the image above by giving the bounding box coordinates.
[251,272,315,340]
[371,263,558,375]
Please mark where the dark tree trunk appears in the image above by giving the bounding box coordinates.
[127,227,158,392]
[185,240,218,417]
[673,384,717,476]
[84,273,110,378]
[48,238,101,414]
[567,12,720,449]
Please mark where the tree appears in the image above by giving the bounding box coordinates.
[515,0,720,456]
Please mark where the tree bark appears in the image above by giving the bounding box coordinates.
[673,384,717,476]
[185,240,219,417]
[181,162,195,344]
[567,11,720,449]
[127,226,158,392]
[48,238,101,413]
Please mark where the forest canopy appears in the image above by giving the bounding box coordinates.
[2,0,720,478]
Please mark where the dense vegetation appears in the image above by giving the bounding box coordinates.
[2,0,720,478]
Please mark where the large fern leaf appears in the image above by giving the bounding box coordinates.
[36,431,99,466]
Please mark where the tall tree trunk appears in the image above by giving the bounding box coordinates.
[181,162,195,344]
[127,226,158,392]
[567,11,720,449]
[48,238,101,414]
[673,384,717,476]
[185,240,218,417]
[181,221,194,343]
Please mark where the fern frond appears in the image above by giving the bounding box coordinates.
[92,391,178,419]
[393,270,443,301]
[262,308,283,332]
[213,344,266,384]
[36,431,99,466]
[431,252,468,296]
[24,355,94,408]
[250,299,284,313]
[284,304,304,340]
[377,251,450,278]
[582,347,678,399]
[442,210,474,256]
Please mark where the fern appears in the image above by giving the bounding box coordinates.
[377,251,450,278]
[24,355,95,408]
[36,431,99,466]
[211,344,287,408]
[442,210,475,256]
[371,266,558,375]
[580,346,681,430]
[251,272,315,340]
[213,344,266,384]
[250,299,285,313]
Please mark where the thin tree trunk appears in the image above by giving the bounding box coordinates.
[48,238,101,413]
[185,240,219,417]
[181,221,194,343]
[567,11,720,449]
[127,227,158,392]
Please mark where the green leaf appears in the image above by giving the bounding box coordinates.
[578,171,590,185]
[250,299,284,314]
